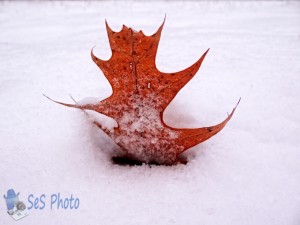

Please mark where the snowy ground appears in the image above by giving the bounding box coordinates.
[1,1,300,224]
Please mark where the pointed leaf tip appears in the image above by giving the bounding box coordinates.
[91,46,108,68]
[105,19,113,32]
[152,16,166,37]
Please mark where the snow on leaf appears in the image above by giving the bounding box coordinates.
[46,18,239,165]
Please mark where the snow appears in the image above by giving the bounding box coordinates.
[112,94,182,164]
[0,1,300,224]
[76,97,100,106]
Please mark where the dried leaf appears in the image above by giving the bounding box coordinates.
[46,19,239,165]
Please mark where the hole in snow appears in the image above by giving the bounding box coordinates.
[111,154,188,166]
[112,156,144,166]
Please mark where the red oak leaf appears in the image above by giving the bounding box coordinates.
[46,19,239,165]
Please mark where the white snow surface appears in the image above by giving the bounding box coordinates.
[0,1,300,224]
